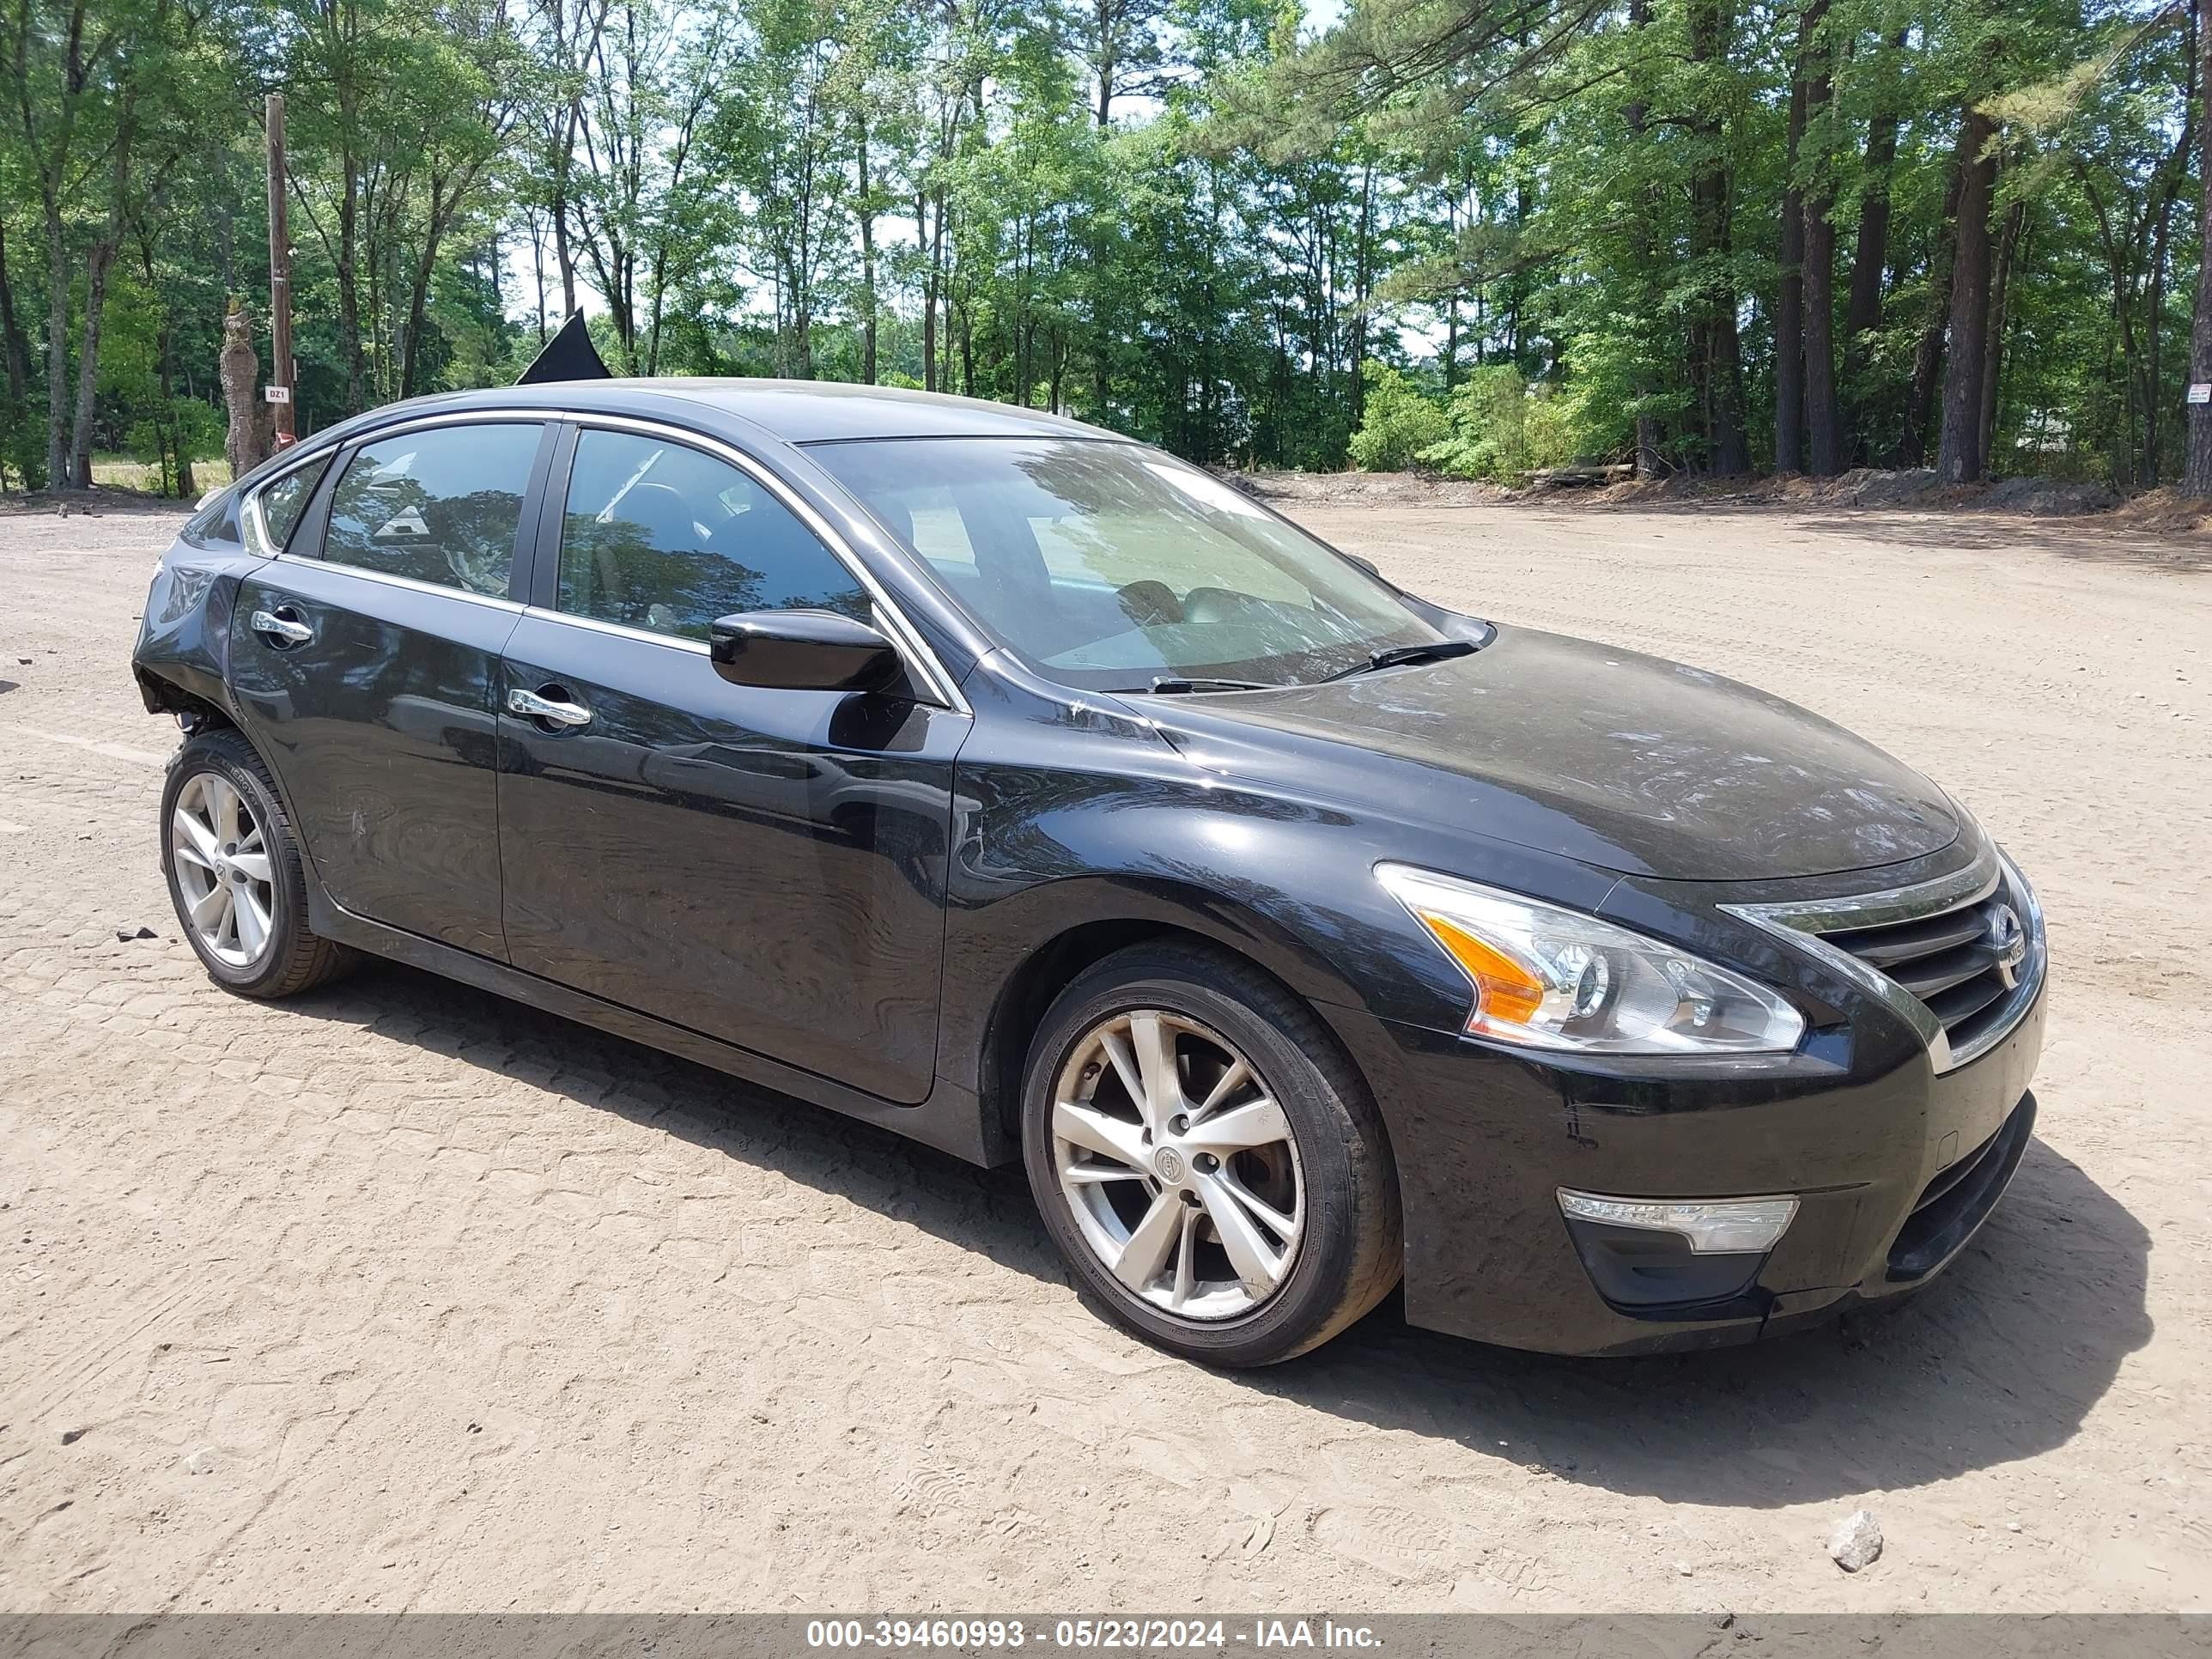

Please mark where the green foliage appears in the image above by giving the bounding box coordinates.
[0,405,46,492]
[1420,368,1593,483]
[1522,386,1592,477]
[1422,367,1529,482]
[3,0,2208,495]
[1347,362,1449,471]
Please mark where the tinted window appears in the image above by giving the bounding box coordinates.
[556,428,867,641]
[323,423,542,598]
[249,454,332,553]
[811,437,1445,690]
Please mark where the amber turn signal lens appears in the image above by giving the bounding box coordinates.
[1417,911,1544,1025]
[1377,863,1806,1055]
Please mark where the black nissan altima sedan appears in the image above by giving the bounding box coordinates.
[132,380,2047,1366]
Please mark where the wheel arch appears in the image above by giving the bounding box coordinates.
[161,721,357,997]
[983,886,1409,1364]
[156,694,336,905]
[137,671,237,734]
[962,879,1385,1152]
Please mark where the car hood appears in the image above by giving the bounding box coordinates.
[1132,625,1960,881]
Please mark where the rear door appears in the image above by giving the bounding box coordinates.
[228,416,553,957]
[494,420,966,1103]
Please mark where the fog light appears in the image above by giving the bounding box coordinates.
[1557,1189,1799,1254]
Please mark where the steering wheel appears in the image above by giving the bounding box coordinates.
[1115,580,1184,628]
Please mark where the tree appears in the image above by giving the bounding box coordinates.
[562,0,730,372]
[1062,0,1170,126]
[8,0,2209,497]
[6,0,137,483]
[1936,106,1998,482]
[1843,25,1909,454]
[520,0,609,321]
[720,0,848,379]
[1776,0,1812,473]
[2190,0,2212,494]
[1798,0,1844,475]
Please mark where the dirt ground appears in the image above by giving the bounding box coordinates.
[1,494,2206,1615]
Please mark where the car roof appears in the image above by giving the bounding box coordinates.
[348,379,1126,447]
[644,380,1120,444]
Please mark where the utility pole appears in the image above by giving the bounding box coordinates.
[2185,0,2212,495]
[264,93,296,447]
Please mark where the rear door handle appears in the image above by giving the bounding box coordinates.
[507,686,592,728]
[249,606,314,647]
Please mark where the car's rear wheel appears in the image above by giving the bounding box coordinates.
[1020,942,1402,1366]
[161,729,353,998]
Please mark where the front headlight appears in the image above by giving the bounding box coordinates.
[1376,864,1805,1055]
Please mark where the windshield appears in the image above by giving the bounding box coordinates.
[810,437,1449,691]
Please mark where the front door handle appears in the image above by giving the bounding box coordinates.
[508,685,592,728]
[249,606,314,647]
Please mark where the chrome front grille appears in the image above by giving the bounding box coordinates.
[1721,846,2045,1073]
[1815,884,2027,1057]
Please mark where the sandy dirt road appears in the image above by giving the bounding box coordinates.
[1,495,2206,1615]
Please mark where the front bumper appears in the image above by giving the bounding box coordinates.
[1330,964,2047,1358]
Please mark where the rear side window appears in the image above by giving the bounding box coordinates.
[554,428,868,642]
[322,422,542,599]
[247,454,332,554]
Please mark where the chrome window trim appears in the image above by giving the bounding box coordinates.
[1721,844,2046,1074]
[556,413,971,714]
[265,549,526,614]
[242,447,340,558]
[331,406,586,442]
[519,605,708,655]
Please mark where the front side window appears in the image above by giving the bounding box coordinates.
[811,437,1447,690]
[322,422,542,598]
[555,428,868,642]
[247,453,332,554]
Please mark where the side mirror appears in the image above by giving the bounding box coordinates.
[709,609,909,695]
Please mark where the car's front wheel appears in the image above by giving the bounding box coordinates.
[161,729,353,998]
[1020,942,1402,1366]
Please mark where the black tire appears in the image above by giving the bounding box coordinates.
[1020,941,1402,1367]
[160,727,355,999]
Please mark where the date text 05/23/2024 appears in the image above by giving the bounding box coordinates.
[804,1620,1383,1651]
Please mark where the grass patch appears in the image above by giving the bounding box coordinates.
[88,454,234,496]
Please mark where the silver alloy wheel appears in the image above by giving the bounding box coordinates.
[170,772,277,969]
[1050,1009,1305,1321]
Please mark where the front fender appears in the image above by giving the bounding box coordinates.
[935,659,1620,1106]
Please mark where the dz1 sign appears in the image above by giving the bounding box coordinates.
[264,385,292,404]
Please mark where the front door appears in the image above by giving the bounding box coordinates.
[495,423,965,1103]
[228,419,550,957]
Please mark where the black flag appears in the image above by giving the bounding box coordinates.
[515,312,612,386]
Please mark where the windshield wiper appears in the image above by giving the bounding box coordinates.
[1323,641,1479,681]
[1115,675,1273,694]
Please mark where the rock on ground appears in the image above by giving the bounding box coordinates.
[1828,1510,1883,1572]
